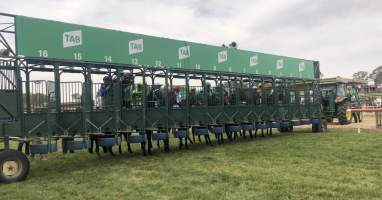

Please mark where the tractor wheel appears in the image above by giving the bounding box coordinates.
[337,102,352,125]
[0,149,30,183]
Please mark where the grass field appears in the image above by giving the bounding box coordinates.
[1,128,382,200]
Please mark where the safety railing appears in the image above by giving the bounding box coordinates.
[170,85,187,108]
[238,88,252,105]
[60,82,82,111]
[23,80,55,113]
[188,86,204,107]
[121,83,143,109]
[146,84,165,108]
[0,68,15,90]
[93,83,114,110]
[207,86,222,106]
[20,79,321,113]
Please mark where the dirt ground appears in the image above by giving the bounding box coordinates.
[328,112,380,130]
[298,113,382,132]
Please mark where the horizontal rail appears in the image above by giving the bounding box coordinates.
[350,108,382,112]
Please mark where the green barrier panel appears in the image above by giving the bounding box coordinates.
[15,15,315,78]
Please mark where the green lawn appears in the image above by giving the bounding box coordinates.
[1,128,382,200]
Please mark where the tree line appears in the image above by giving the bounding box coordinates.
[352,66,382,86]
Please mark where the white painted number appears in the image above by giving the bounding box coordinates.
[131,58,139,65]
[104,56,112,63]
[73,53,82,60]
[155,60,162,67]
[177,62,182,68]
[195,64,200,69]
[38,50,48,58]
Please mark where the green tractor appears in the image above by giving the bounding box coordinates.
[320,77,365,125]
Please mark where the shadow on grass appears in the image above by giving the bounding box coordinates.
[25,129,320,181]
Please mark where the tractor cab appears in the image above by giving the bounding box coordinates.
[320,77,365,124]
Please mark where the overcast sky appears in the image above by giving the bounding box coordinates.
[1,0,382,78]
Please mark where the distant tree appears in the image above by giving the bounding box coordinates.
[369,66,382,87]
[369,66,382,86]
[352,71,368,80]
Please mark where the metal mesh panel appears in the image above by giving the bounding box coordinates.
[170,85,186,108]
[290,91,296,104]
[0,69,15,90]
[146,84,165,108]
[222,86,237,105]
[23,80,55,113]
[208,86,222,106]
[120,83,146,109]
[60,82,82,111]
[253,84,262,105]
[93,83,113,110]
[239,88,251,105]
[188,86,205,106]
[299,91,305,105]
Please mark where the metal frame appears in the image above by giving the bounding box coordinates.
[0,13,323,151]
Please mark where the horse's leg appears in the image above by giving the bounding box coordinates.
[141,142,146,156]
[109,147,115,156]
[95,139,100,156]
[179,138,183,149]
[88,137,94,153]
[233,132,236,140]
[192,130,196,143]
[207,135,212,146]
[196,135,200,143]
[165,139,170,152]
[228,132,233,141]
[147,132,153,155]
[188,136,194,144]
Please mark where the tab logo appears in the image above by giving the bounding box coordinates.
[178,46,190,60]
[218,50,227,63]
[63,30,82,48]
[299,62,305,72]
[276,59,284,69]
[129,39,144,55]
[250,55,258,66]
